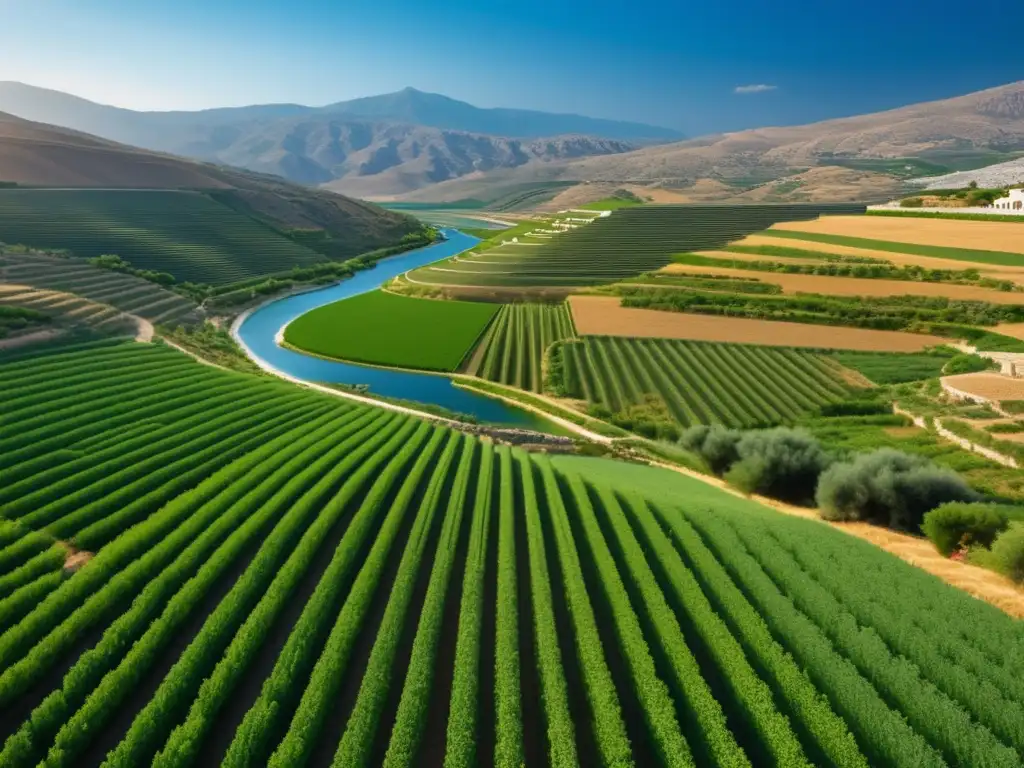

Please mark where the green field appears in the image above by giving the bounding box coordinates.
[1,249,201,325]
[832,350,954,384]
[464,303,575,391]
[0,189,328,285]
[408,204,866,287]
[761,228,1024,267]
[3,339,1023,767]
[554,336,850,433]
[0,304,48,338]
[580,196,644,211]
[283,289,499,371]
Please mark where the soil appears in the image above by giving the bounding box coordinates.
[660,263,1024,303]
[737,234,1024,283]
[568,296,943,352]
[772,215,1024,256]
[943,372,1024,400]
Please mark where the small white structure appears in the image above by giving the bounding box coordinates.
[992,189,1024,211]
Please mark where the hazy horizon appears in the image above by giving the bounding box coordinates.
[3,0,1024,136]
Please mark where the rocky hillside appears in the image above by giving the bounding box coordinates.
[0,83,664,196]
[916,157,1024,190]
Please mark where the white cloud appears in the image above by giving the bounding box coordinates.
[734,84,778,95]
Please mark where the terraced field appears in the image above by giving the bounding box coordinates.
[408,204,866,287]
[0,284,140,337]
[556,336,850,428]
[1,250,200,326]
[465,303,575,392]
[3,339,1023,767]
[0,189,326,285]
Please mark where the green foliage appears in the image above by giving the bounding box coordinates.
[833,350,952,384]
[284,289,499,371]
[678,425,742,474]
[868,207,1024,223]
[922,502,1009,556]
[467,302,575,393]
[899,197,924,208]
[986,523,1024,583]
[1001,400,1024,414]
[4,339,1024,766]
[624,272,783,294]
[408,203,866,287]
[943,353,996,375]
[0,189,334,285]
[817,448,979,530]
[561,336,849,435]
[724,428,832,504]
[0,305,50,339]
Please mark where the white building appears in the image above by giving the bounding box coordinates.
[992,189,1024,211]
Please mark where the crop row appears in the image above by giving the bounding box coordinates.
[0,190,325,285]
[465,302,575,392]
[409,204,866,287]
[556,336,848,430]
[2,338,1022,766]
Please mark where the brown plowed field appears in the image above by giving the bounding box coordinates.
[944,372,1024,400]
[569,295,943,351]
[772,215,1024,255]
[658,263,1024,303]
[995,322,1024,341]
[735,234,1024,285]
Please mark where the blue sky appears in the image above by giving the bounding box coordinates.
[3,0,1023,135]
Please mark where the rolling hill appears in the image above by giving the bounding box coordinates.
[0,111,421,249]
[0,83,676,196]
[391,80,1024,204]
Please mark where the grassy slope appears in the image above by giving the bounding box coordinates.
[760,229,1024,267]
[283,289,499,371]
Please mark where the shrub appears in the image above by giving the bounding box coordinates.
[678,425,741,475]
[943,353,994,375]
[724,428,831,505]
[921,503,1009,556]
[1001,400,1024,415]
[817,449,979,530]
[987,523,1024,583]
[817,400,889,417]
[899,197,924,208]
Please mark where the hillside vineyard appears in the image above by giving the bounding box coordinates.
[1,339,1022,767]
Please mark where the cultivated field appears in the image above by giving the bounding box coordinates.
[0,189,326,285]
[1,250,200,326]
[283,289,498,371]
[944,372,1024,401]
[409,204,865,288]
[569,296,945,351]
[3,340,1024,767]
[557,336,848,428]
[0,284,140,337]
[659,262,1024,302]
[464,302,575,392]
[773,215,1024,255]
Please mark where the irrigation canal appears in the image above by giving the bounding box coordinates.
[235,229,561,431]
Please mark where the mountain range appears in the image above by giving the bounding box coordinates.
[2,80,1024,204]
[0,83,679,196]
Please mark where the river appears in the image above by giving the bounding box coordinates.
[234,229,559,431]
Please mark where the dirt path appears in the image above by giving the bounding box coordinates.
[569,295,943,351]
[646,458,1024,618]
[661,263,1024,303]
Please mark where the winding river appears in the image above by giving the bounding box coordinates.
[235,229,558,430]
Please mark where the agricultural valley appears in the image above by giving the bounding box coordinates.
[3,59,1024,768]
